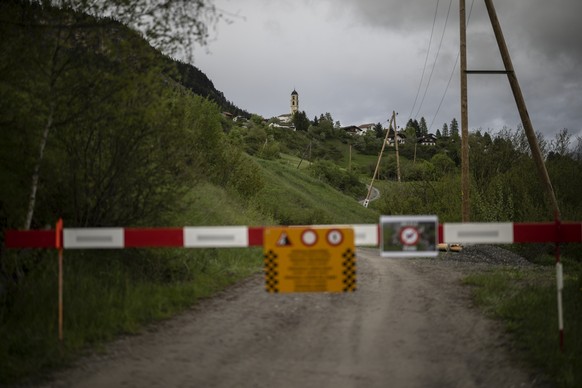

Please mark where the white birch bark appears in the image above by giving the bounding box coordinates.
[23,102,55,230]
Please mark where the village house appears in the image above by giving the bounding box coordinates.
[357,123,376,135]
[342,125,365,135]
[388,132,406,146]
[418,134,438,146]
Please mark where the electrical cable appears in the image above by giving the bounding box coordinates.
[414,0,453,120]
[406,0,440,123]
[428,0,476,132]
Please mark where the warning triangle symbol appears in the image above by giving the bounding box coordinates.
[277,232,292,246]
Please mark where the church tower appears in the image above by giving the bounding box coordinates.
[290,89,298,114]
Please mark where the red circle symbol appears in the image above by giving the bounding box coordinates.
[326,229,343,246]
[399,226,419,246]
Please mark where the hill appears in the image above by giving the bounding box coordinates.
[0,2,379,383]
[2,1,582,384]
[172,60,250,118]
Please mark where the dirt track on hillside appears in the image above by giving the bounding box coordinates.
[35,248,547,388]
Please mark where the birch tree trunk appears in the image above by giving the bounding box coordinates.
[23,101,55,230]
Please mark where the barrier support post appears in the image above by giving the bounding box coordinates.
[56,218,64,342]
[554,213,564,352]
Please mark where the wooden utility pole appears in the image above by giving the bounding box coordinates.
[459,0,470,222]
[483,0,560,219]
[393,111,402,182]
[363,113,395,207]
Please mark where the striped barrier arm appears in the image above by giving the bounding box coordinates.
[4,222,582,249]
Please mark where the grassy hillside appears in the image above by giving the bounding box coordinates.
[254,158,378,225]
[0,158,378,385]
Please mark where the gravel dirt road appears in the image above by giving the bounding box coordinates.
[37,247,546,388]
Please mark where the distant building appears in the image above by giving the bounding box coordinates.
[418,134,437,146]
[277,113,294,124]
[358,123,376,135]
[291,89,298,114]
[342,125,365,135]
[388,132,406,146]
[271,90,300,128]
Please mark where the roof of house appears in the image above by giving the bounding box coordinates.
[342,125,363,133]
[418,134,437,143]
[358,123,376,130]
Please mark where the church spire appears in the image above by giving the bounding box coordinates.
[290,89,298,114]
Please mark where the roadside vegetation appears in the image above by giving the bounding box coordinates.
[1,0,582,386]
[464,251,582,387]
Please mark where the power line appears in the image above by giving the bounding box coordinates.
[428,0,476,132]
[414,0,453,120]
[407,0,440,124]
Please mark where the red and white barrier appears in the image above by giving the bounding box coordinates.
[5,222,582,249]
[5,219,578,351]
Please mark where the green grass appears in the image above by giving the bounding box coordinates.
[0,159,379,384]
[326,139,378,171]
[279,153,312,170]
[0,247,263,384]
[254,157,379,225]
[463,263,582,387]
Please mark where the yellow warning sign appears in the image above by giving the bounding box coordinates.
[263,227,356,293]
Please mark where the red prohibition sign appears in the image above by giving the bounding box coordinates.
[301,229,318,247]
[400,226,419,246]
[326,229,344,246]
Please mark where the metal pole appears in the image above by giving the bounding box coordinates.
[483,0,560,219]
[460,0,470,222]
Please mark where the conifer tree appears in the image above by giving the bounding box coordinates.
[450,118,460,140]
[442,123,449,137]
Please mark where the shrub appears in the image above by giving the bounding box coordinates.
[308,160,366,199]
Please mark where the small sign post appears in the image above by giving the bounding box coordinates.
[380,215,438,257]
[263,227,356,293]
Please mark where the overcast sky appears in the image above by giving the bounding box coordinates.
[191,0,582,139]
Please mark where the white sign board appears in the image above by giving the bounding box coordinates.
[63,228,124,249]
[380,215,438,257]
[442,222,513,244]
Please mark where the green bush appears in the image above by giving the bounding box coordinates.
[308,160,366,199]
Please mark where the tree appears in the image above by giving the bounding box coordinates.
[292,110,310,132]
[442,123,449,137]
[450,118,459,140]
[374,122,384,138]
[27,0,222,62]
[483,131,492,146]
[419,117,428,136]
[573,135,582,163]
[436,129,442,138]
[431,153,455,177]
[406,119,420,136]
[1,0,220,229]
[250,114,264,126]
[404,125,417,142]
[550,128,571,157]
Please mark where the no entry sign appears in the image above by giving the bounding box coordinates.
[380,216,439,257]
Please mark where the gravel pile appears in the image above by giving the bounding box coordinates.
[439,244,534,267]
